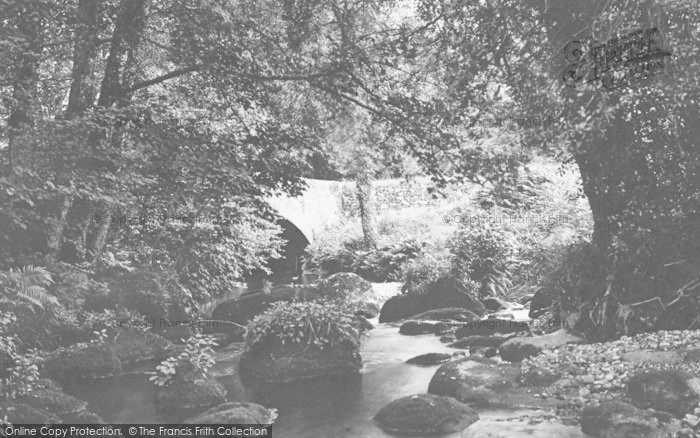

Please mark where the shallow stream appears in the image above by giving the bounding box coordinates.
[68,313,587,437]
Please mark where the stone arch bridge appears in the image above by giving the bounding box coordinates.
[257,176,459,285]
[254,178,349,285]
[265,178,349,246]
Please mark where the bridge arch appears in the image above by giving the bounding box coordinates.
[264,178,347,245]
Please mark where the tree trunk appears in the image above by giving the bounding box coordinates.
[65,0,101,118]
[6,5,44,173]
[356,171,378,248]
[96,0,149,109]
[46,0,102,262]
[535,0,700,337]
[86,200,112,264]
[61,0,149,264]
[45,193,74,264]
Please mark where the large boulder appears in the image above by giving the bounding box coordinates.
[156,362,227,412]
[627,369,700,417]
[239,338,362,383]
[499,329,584,362]
[374,394,479,435]
[529,287,558,319]
[186,402,276,424]
[580,401,681,438]
[482,297,509,312]
[43,343,122,384]
[211,284,320,327]
[111,329,173,369]
[427,357,521,408]
[317,272,372,299]
[379,278,485,323]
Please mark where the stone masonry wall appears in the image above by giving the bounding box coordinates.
[339,177,471,217]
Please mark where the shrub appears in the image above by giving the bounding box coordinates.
[306,239,423,282]
[0,350,42,399]
[244,301,363,352]
[400,251,452,295]
[351,240,423,282]
[533,239,605,335]
[476,179,543,211]
[150,334,217,387]
[448,218,516,298]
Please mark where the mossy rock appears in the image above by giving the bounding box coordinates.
[111,330,173,369]
[156,363,227,412]
[17,389,88,415]
[185,402,276,424]
[428,357,521,408]
[380,278,485,323]
[239,339,362,383]
[0,402,61,424]
[43,343,123,384]
[580,401,681,438]
[482,297,509,312]
[317,272,373,299]
[627,369,699,417]
[374,394,479,435]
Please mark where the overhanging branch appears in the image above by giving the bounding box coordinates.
[128,65,205,93]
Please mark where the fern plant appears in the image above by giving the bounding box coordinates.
[0,266,57,311]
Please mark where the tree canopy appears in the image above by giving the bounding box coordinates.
[1,0,699,336]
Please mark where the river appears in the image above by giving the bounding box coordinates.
[67,309,587,437]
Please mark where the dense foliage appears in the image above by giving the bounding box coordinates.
[449,217,516,298]
[308,239,423,282]
[244,301,363,352]
[392,161,593,303]
[400,251,454,295]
